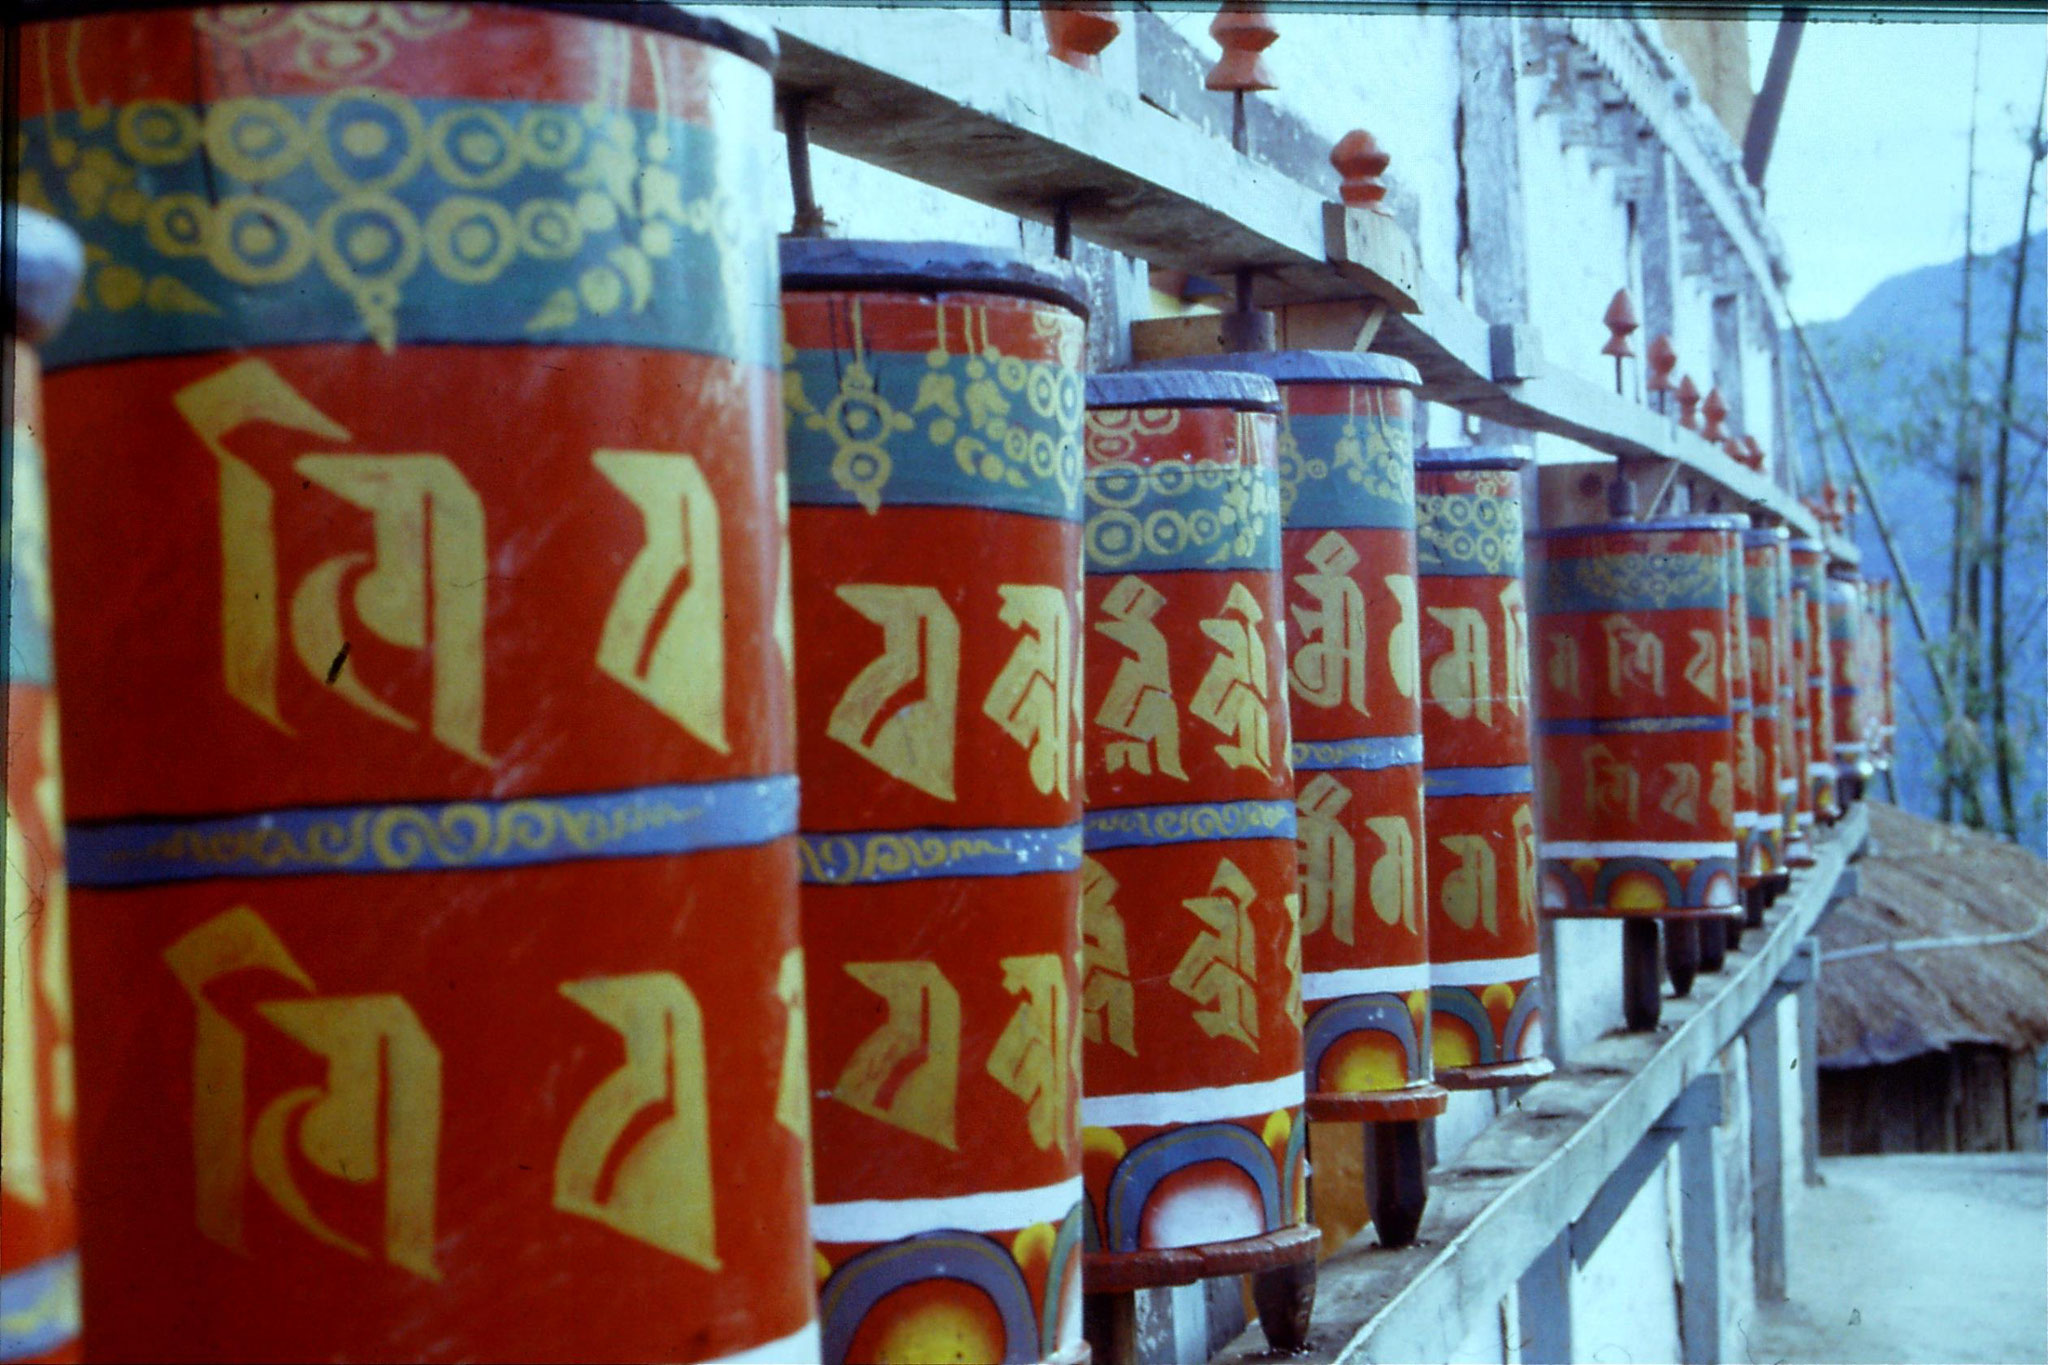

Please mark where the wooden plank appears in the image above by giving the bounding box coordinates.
[771,9,1421,312]
[1516,1230,1573,1365]
[1210,805,1868,1364]
[1675,1107,1722,1365]
[1746,1005,1788,1301]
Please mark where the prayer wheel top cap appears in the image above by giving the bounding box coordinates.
[1528,514,1747,541]
[1743,524,1792,547]
[1145,349,1422,389]
[15,1,778,66]
[8,204,84,346]
[1086,369,1280,413]
[1415,445,1531,472]
[778,239,1091,319]
[1787,536,1825,552]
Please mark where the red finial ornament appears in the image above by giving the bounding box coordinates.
[1701,386,1728,443]
[1845,484,1859,518]
[1206,1,1278,92]
[1646,334,1678,395]
[1675,374,1701,430]
[1330,130,1390,211]
[1043,3,1120,72]
[1600,289,1640,359]
[1740,435,1766,471]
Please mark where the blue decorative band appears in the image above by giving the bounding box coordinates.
[1832,686,1860,698]
[799,824,1081,885]
[1083,455,1281,572]
[1292,734,1424,772]
[1278,413,1415,529]
[1754,706,1781,720]
[67,776,798,887]
[24,89,779,369]
[1538,715,1732,736]
[1424,765,1534,797]
[786,346,1083,519]
[0,1251,78,1362]
[1415,480,1523,577]
[1084,799,1295,850]
[1533,551,1728,614]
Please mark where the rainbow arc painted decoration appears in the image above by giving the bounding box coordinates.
[1531,517,1745,918]
[23,7,814,1360]
[781,240,1090,1365]
[1414,449,1549,1088]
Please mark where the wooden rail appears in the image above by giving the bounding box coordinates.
[768,8,1821,538]
[1210,803,1869,1365]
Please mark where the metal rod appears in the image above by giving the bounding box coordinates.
[783,93,827,238]
[1053,200,1073,260]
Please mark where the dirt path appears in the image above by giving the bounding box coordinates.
[1734,1153,2047,1364]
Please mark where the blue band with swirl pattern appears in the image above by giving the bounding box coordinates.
[1291,734,1423,772]
[0,1251,79,1361]
[66,776,798,886]
[1083,799,1296,850]
[24,91,779,370]
[800,824,1082,885]
[1538,715,1732,735]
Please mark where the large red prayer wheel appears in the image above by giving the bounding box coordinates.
[1531,518,1742,919]
[1413,449,1550,1089]
[26,7,814,1359]
[1079,369,1317,1291]
[781,241,1089,1365]
[1742,526,1794,892]
[1789,538,1839,825]
[1827,570,1872,800]
[1781,538,1818,868]
[1719,515,1758,924]
[4,207,85,1365]
[1871,579,1896,772]
[1162,351,1441,1130]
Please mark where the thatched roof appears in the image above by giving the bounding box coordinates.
[1817,802,2048,1069]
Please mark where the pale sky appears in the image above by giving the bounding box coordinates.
[1751,17,2048,323]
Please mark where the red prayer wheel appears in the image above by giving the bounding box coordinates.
[4,207,86,1365]
[781,241,1089,1365]
[1414,449,1550,1089]
[1080,368,1316,1288]
[1872,580,1896,771]
[1742,526,1793,890]
[1719,515,1758,911]
[1780,539,1818,868]
[27,7,815,1359]
[1827,570,1873,799]
[1531,518,1743,919]
[1788,539,1840,825]
[1161,352,1441,1133]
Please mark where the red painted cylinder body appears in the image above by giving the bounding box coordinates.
[1414,449,1550,1088]
[1781,540,1818,867]
[1742,526,1792,884]
[1789,539,1839,824]
[779,242,1090,1365]
[1156,351,1442,1127]
[1080,369,1309,1270]
[1721,516,1759,904]
[1872,580,1896,771]
[26,8,814,1360]
[1827,571,1872,791]
[4,208,85,1365]
[1531,518,1742,918]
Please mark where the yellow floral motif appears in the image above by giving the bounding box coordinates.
[1565,552,1724,611]
[1275,407,1412,519]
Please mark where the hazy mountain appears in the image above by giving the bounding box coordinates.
[1791,231,2047,850]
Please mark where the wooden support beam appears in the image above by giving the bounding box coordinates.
[1210,805,1867,1365]
[1516,1230,1573,1365]
[1674,1089,1723,1365]
[1746,1006,1788,1302]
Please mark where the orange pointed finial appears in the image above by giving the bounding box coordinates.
[1331,130,1390,210]
[1740,435,1766,470]
[1206,1,1277,92]
[1044,3,1120,71]
[1675,374,1701,430]
[1701,386,1728,442]
[1646,334,1678,394]
[1600,289,1640,359]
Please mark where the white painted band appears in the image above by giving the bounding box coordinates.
[810,1177,1085,1244]
[1734,810,1763,828]
[1303,963,1431,1000]
[1082,1073,1305,1128]
[715,1321,823,1364]
[1431,953,1544,988]
[1541,840,1738,859]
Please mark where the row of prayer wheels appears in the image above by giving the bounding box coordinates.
[4,5,1894,1362]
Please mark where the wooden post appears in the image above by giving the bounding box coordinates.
[1517,1229,1574,1365]
[1745,1001,1788,1301]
